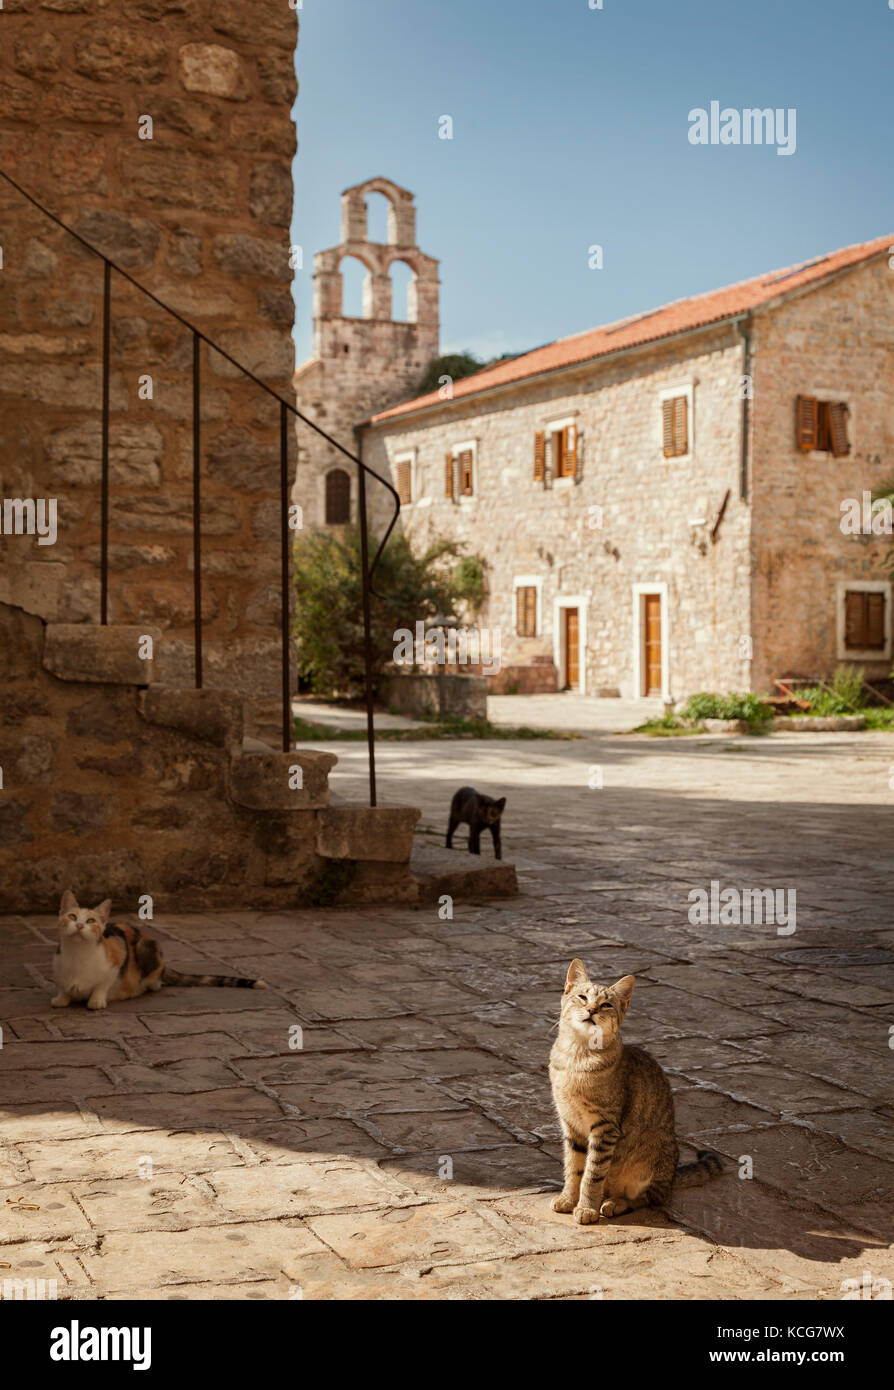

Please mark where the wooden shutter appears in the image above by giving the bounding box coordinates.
[397,458,411,505]
[516,586,536,637]
[844,591,867,649]
[459,449,473,496]
[673,396,687,455]
[563,423,578,477]
[662,397,687,457]
[444,451,454,499]
[828,402,850,457]
[796,395,819,451]
[534,430,545,481]
[662,399,675,456]
[866,592,886,649]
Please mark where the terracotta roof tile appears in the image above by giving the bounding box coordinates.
[368,234,892,424]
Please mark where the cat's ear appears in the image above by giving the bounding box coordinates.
[564,959,589,993]
[94,899,112,925]
[612,975,635,1010]
[494,798,506,812]
[60,889,78,916]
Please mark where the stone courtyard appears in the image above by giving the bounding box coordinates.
[1,721,892,1300]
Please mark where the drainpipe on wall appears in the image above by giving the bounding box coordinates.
[734,315,754,695]
[735,316,752,502]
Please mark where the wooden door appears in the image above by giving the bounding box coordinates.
[564,608,579,689]
[643,594,662,696]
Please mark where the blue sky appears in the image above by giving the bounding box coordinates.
[290,0,894,368]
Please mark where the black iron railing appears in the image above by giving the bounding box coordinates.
[0,170,400,805]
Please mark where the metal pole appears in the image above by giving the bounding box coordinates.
[280,402,291,753]
[192,331,203,688]
[357,462,377,807]
[100,260,111,624]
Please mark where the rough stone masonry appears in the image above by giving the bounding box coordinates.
[0,0,299,740]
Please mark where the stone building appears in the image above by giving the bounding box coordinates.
[291,177,439,527]
[0,0,299,738]
[356,235,894,702]
[0,5,432,910]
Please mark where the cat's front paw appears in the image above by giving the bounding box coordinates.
[50,994,70,1008]
[599,1199,620,1218]
[573,1204,600,1225]
[86,996,108,1010]
[551,1194,577,1214]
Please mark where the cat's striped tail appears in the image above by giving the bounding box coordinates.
[674,1149,723,1188]
[162,968,267,990]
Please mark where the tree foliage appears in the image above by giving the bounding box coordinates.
[416,352,484,395]
[292,526,485,696]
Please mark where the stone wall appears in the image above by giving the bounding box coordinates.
[0,602,424,911]
[362,325,752,703]
[381,672,487,720]
[749,257,894,691]
[0,0,298,739]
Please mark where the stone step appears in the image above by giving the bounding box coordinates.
[139,688,243,754]
[229,749,337,811]
[43,623,162,685]
[410,841,518,902]
[316,805,420,861]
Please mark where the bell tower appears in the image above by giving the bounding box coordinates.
[293,177,439,527]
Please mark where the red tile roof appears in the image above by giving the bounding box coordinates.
[369,234,892,425]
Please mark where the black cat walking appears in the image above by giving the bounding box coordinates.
[446,786,506,859]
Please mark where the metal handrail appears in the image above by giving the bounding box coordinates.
[1,170,400,806]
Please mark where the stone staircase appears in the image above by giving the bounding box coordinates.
[1,606,517,912]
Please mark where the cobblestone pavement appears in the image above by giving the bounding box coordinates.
[1,729,892,1300]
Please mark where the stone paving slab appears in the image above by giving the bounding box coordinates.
[1,730,893,1298]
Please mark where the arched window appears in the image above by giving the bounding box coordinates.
[388,259,415,323]
[365,191,392,243]
[325,468,350,525]
[340,256,370,318]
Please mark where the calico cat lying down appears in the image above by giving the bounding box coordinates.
[52,891,266,1010]
[549,960,722,1222]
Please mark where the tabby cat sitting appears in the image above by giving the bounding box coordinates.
[52,891,266,1011]
[549,959,722,1222]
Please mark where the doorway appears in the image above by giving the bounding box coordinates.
[632,584,668,700]
[642,593,662,696]
[563,607,580,690]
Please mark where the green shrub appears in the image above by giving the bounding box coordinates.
[717,692,774,723]
[681,691,773,723]
[292,527,484,698]
[453,555,486,612]
[682,692,725,721]
[863,707,894,730]
[829,664,865,709]
[794,666,866,715]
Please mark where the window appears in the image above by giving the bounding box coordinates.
[534,424,577,480]
[534,431,545,481]
[325,468,350,524]
[554,423,577,478]
[516,585,537,637]
[396,456,412,505]
[662,395,688,457]
[844,589,885,651]
[796,396,850,456]
[444,444,475,499]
